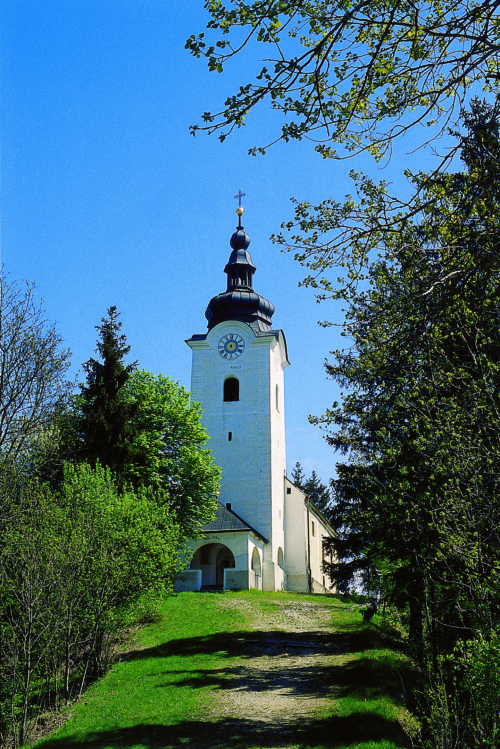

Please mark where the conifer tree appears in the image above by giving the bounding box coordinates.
[320,101,500,744]
[78,306,138,481]
[290,461,306,488]
[291,462,331,514]
[303,470,332,515]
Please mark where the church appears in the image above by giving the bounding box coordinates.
[175,197,336,594]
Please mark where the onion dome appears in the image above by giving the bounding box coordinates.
[205,205,275,332]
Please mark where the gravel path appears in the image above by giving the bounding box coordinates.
[199,596,351,748]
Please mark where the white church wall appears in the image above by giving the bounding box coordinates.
[174,569,202,592]
[248,539,264,590]
[308,508,335,593]
[224,569,251,590]
[268,334,287,574]
[189,322,273,542]
[188,322,288,594]
[283,477,336,593]
[284,478,309,592]
[274,562,286,591]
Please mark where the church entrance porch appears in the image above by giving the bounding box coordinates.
[174,524,268,592]
[173,502,269,592]
[190,542,236,590]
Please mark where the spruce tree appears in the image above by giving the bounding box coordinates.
[78,306,138,481]
[303,470,332,515]
[291,462,332,514]
[319,102,500,743]
[290,461,306,489]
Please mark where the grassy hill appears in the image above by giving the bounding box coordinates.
[29,591,417,749]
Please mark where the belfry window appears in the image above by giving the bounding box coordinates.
[224,377,239,402]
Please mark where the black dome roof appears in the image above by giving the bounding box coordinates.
[205,220,275,332]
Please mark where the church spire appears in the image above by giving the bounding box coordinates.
[205,194,275,332]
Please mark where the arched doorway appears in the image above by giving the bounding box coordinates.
[216,546,235,588]
[190,543,235,589]
[251,547,262,588]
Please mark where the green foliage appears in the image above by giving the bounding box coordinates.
[57,311,220,537]
[58,462,181,609]
[0,475,61,747]
[418,635,500,748]
[123,370,220,538]
[459,633,500,746]
[77,306,139,483]
[318,101,500,746]
[0,462,179,747]
[418,632,500,747]
[188,1,500,161]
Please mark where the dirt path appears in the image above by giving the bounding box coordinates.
[200,595,356,748]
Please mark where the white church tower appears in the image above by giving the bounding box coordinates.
[186,197,289,591]
[175,195,336,594]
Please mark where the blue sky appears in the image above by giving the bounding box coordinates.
[2,1,431,481]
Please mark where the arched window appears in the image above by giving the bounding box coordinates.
[251,547,262,576]
[224,377,239,402]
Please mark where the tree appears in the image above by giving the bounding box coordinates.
[320,103,500,745]
[0,462,180,747]
[77,306,139,482]
[124,370,220,539]
[54,463,181,679]
[0,479,62,747]
[290,460,306,488]
[291,461,331,514]
[54,311,219,534]
[188,1,500,160]
[303,470,331,514]
[188,3,500,296]
[0,267,71,464]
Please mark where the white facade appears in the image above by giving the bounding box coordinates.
[186,320,289,591]
[174,211,336,594]
[284,477,335,594]
[175,531,266,592]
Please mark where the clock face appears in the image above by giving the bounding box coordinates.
[218,333,245,360]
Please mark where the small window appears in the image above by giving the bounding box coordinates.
[228,431,232,442]
[276,384,279,411]
[223,377,239,402]
[311,521,315,537]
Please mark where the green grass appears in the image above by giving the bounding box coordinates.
[29,591,416,749]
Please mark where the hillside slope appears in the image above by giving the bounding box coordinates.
[31,591,415,749]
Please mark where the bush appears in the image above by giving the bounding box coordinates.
[0,463,180,747]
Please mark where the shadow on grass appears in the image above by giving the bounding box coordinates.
[122,625,398,663]
[35,711,407,749]
[149,652,409,705]
[35,626,411,748]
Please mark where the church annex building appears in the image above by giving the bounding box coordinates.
[175,200,336,594]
